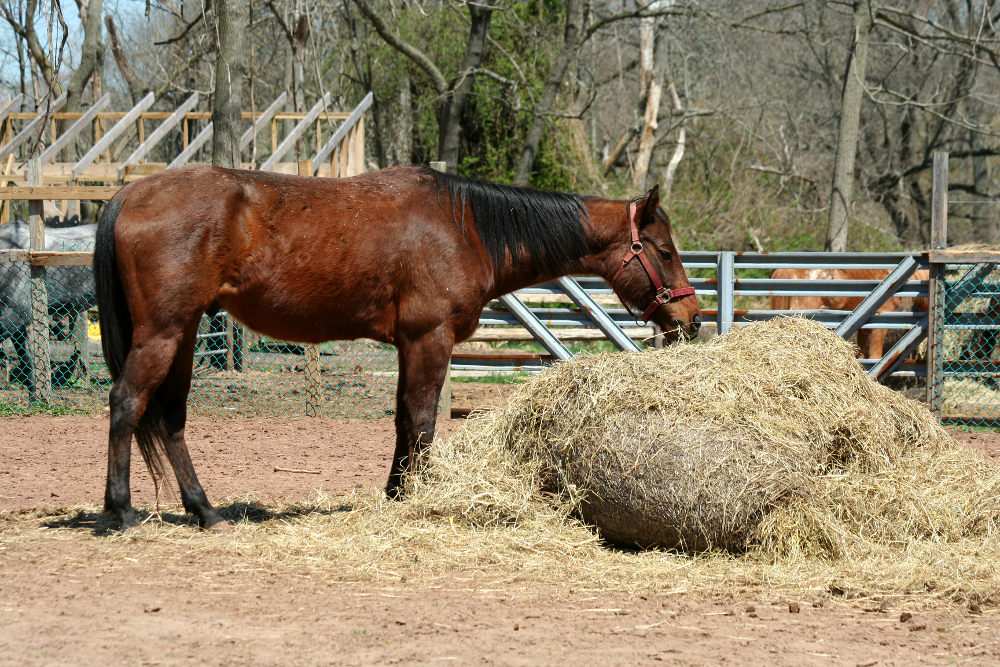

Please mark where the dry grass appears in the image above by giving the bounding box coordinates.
[3,318,1000,607]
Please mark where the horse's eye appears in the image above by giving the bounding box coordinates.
[659,249,672,261]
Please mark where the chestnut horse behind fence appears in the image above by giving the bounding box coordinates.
[770,268,929,359]
[94,165,701,532]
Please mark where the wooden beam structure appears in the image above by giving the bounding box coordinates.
[0,93,371,182]
[312,92,373,175]
[117,93,200,179]
[0,250,93,265]
[0,186,121,200]
[239,93,287,152]
[261,93,331,172]
[0,94,67,162]
[168,122,213,169]
[0,94,24,125]
[72,92,155,181]
[929,250,1000,264]
[37,93,111,164]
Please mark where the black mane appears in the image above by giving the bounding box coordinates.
[424,168,591,275]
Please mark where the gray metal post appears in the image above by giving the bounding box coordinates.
[870,315,928,382]
[717,252,735,334]
[498,294,573,360]
[556,276,641,352]
[835,255,920,341]
[26,158,50,403]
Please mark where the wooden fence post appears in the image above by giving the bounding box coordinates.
[299,159,322,415]
[27,158,51,403]
[927,152,948,411]
[931,152,948,250]
[73,311,90,386]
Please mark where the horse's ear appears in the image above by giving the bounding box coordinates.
[638,185,660,227]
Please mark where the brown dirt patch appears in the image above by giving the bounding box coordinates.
[2,413,999,665]
[448,380,517,414]
[0,414,465,510]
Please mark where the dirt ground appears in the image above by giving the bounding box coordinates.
[2,398,1000,666]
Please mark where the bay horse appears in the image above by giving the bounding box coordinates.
[94,165,701,532]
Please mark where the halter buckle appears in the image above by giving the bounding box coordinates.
[631,242,644,252]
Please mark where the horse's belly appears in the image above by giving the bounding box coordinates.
[217,287,393,345]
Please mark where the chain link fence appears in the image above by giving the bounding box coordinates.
[1,248,398,418]
[929,261,1000,426]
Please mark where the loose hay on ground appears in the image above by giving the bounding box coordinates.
[3,318,999,606]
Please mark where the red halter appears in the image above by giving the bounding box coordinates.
[611,202,696,323]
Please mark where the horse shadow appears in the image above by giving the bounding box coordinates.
[42,499,354,537]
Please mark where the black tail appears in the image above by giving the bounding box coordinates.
[94,197,167,482]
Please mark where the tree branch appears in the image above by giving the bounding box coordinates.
[106,15,143,104]
[350,0,448,95]
[153,9,206,45]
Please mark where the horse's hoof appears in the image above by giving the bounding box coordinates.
[205,520,231,535]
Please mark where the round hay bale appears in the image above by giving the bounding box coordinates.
[548,418,790,551]
[410,317,1000,556]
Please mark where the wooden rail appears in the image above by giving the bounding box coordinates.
[0,186,121,200]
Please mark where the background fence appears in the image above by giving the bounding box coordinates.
[928,254,1000,427]
[0,245,944,420]
[3,150,1000,425]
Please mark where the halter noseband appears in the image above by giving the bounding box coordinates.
[611,202,696,323]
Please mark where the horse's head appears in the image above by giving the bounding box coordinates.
[609,185,701,342]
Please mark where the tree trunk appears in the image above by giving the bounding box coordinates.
[437,5,491,173]
[824,0,874,253]
[512,0,583,186]
[62,0,104,163]
[352,0,488,173]
[212,0,249,169]
[660,71,686,199]
[393,71,412,166]
[105,14,141,105]
[633,19,668,190]
[23,0,57,92]
[65,0,104,114]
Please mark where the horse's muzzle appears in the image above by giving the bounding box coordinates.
[672,313,701,340]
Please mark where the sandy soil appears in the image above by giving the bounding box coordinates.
[2,411,999,666]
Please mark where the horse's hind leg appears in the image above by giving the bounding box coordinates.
[157,328,228,532]
[105,333,183,529]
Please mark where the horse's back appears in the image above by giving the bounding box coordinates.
[106,165,486,345]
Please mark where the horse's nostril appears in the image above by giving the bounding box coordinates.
[692,313,702,325]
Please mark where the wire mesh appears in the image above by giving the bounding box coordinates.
[0,238,398,417]
[929,262,1000,426]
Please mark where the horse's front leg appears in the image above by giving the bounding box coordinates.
[386,327,455,499]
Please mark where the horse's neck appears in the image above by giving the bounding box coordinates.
[489,199,625,297]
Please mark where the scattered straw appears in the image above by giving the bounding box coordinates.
[4,318,999,606]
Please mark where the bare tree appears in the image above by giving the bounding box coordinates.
[65,0,105,114]
[824,0,873,252]
[352,0,491,173]
[105,14,143,104]
[212,0,249,168]
[1,0,58,92]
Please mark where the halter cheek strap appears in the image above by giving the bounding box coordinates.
[611,202,696,322]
